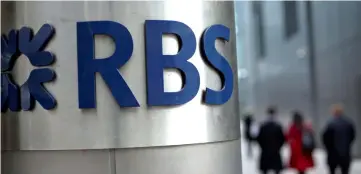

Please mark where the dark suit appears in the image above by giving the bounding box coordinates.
[244,115,255,157]
[257,119,285,174]
[244,115,254,141]
[322,116,356,174]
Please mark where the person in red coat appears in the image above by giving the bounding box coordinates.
[286,111,315,174]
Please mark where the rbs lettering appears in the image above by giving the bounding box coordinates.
[77,20,234,108]
[1,20,234,112]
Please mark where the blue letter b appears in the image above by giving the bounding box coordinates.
[145,20,200,106]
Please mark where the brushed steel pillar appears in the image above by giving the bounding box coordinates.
[1,1,241,174]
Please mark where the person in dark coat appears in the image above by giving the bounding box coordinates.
[243,113,255,158]
[322,104,356,174]
[256,107,285,174]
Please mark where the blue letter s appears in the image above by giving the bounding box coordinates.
[201,25,234,105]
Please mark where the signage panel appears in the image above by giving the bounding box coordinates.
[1,1,239,150]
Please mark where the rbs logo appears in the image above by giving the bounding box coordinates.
[77,20,234,108]
[1,20,234,112]
[1,24,56,112]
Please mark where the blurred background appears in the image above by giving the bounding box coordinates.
[235,1,361,173]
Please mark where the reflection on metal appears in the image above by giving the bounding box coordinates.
[2,140,243,174]
[2,1,240,150]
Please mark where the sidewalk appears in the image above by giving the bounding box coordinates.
[240,126,361,174]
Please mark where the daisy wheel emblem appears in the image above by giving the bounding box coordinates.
[1,24,56,112]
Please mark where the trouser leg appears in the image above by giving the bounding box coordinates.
[340,161,351,174]
[328,165,337,174]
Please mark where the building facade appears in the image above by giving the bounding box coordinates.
[235,1,361,157]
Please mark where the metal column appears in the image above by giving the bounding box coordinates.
[1,1,241,174]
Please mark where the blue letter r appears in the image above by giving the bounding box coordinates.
[77,21,139,108]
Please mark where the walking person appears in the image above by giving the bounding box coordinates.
[243,113,255,158]
[322,104,356,174]
[256,107,285,174]
[287,111,315,174]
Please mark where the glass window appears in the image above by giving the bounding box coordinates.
[283,1,299,39]
[253,1,266,58]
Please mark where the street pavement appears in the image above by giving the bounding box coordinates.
[240,126,361,174]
